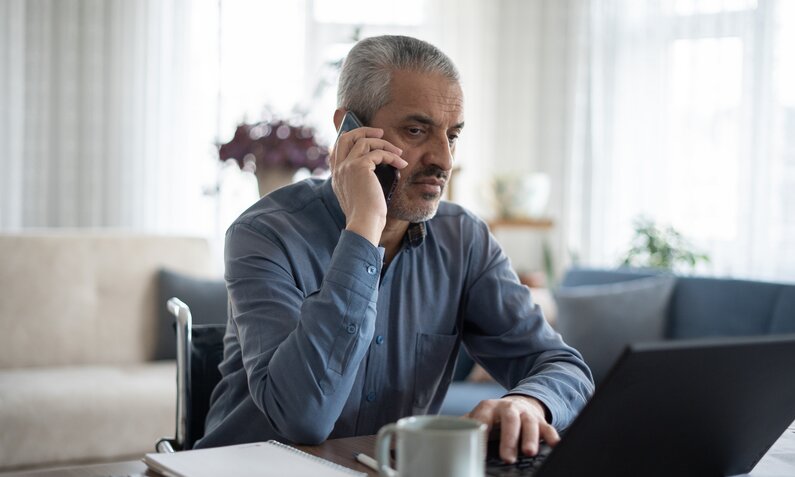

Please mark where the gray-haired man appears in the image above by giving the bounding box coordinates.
[196,35,593,463]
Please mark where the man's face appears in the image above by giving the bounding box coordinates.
[368,70,465,223]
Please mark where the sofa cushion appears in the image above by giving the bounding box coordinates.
[0,232,218,368]
[769,287,795,334]
[438,382,507,417]
[555,276,676,384]
[156,269,228,360]
[667,278,786,339]
[560,268,659,287]
[561,267,795,341]
[0,363,175,470]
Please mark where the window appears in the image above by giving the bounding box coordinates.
[583,0,795,280]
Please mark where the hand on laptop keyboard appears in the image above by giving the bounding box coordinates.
[486,439,553,477]
[466,395,559,463]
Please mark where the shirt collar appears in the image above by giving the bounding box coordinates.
[320,179,346,230]
[406,222,427,248]
[320,179,427,248]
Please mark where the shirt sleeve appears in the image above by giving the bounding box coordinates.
[224,223,383,444]
[460,223,594,430]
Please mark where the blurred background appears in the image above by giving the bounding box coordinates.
[2,0,794,283]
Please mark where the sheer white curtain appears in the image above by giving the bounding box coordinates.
[0,0,477,239]
[567,0,795,281]
[0,0,218,234]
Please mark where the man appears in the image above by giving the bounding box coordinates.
[196,35,593,463]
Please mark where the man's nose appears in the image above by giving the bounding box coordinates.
[422,133,454,172]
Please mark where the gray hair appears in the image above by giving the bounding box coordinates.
[337,35,460,124]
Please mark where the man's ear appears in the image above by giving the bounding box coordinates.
[333,109,346,131]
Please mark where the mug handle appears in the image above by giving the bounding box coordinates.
[375,423,399,477]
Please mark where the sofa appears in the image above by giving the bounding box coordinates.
[0,231,220,471]
[440,267,795,414]
[555,267,795,383]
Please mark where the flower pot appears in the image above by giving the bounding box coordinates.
[256,167,296,197]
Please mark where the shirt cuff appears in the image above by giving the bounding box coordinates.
[323,230,384,297]
[503,386,568,430]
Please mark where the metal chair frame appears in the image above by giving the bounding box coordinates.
[156,297,195,453]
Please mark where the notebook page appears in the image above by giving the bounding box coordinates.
[143,441,366,477]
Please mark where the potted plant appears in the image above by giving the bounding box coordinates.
[218,117,329,197]
[621,216,710,272]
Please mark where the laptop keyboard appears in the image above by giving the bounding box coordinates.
[485,440,553,477]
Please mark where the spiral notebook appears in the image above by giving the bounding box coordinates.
[143,441,366,477]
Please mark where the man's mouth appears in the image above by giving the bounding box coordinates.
[411,177,446,195]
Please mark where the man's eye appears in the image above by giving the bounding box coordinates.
[407,127,423,136]
[448,134,459,144]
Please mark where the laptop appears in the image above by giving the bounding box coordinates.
[486,334,795,477]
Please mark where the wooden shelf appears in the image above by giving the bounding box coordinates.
[487,217,554,230]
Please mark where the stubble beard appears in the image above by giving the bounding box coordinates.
[386,167,447,223]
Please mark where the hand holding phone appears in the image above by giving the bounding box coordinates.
[336,111,400,204]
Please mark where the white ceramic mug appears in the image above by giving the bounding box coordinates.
[375,415,487,477]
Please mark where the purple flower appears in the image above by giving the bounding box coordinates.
[219,119,329,172]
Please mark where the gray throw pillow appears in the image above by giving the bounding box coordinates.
[155,269,228,360]
[555,276,676,385]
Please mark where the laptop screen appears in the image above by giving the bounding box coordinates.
[486,334,795,477]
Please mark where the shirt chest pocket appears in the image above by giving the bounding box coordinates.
[412,332,459,411]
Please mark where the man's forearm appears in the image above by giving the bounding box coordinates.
[507,351,594,430]
[229,228,383,444]
[259,276,378,443]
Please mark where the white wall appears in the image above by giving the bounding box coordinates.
[482,0,588,280]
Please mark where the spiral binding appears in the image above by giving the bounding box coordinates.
[266,440,366,476]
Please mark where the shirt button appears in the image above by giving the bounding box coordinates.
[366,265,377,275]
[366,391,377,402]
[375,335,384,345]
[346,324,357,334]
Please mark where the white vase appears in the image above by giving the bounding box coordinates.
[492,173,551,219]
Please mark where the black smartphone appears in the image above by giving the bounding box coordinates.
[336,111,399,203]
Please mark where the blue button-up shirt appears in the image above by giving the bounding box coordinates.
[196,178,593,448]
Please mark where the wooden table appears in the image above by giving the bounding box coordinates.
[298,435,378,476]
[1,435,378,477]
[6,428,793,477]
